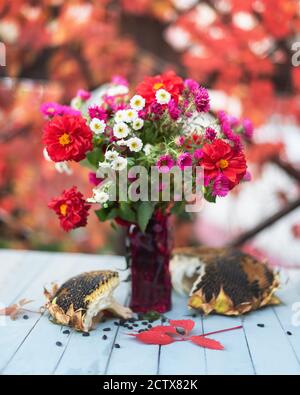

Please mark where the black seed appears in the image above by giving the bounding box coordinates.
[149,320,154,323]
[176,327,185,335]
[114,343,120,348]
[192,314,197,318]
[128,318,135,323]
[287,331,292,336]
[103,328,111,332]
[56,341,63,347]
[102,335,107,340]
[114,322,119,326]
[82,332,90,337]
[162,317,167,323]
[138,329,144,333]
[133,323,139,327]
[63,329,70,335]
[23,315,29,320]
[257,323,265,328]
[127,326,133,330]
[142,321,148,325]
[148,324,152,329]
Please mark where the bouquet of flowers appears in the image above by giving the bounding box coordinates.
[41,71,251,312]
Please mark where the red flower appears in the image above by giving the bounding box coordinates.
[43,115,93,162]
[136,70,184,106]
[200,140,247,187]
[48,187,91,232]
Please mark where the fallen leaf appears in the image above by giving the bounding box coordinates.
[148,325,178,335]
[130,330,175,345]
[169,319,195,334]
[189,335,224,350]
[0,299,35,320]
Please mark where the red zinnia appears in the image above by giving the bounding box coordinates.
[43,115,93,162]
[136,71,184,106]
[48,187,91,232]
[200,140,247,187]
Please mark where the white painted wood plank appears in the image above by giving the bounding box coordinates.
[242,300,300,375]
[158,293,206,375]
[3,253,128,374]
[202,315,254,375]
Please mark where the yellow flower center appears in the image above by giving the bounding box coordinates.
[153,82,164,90]
[59,133,71,146]
[219,159,229,170]
[59,204,68,216]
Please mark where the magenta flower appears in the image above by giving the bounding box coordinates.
[156,154,175,173]
[243,171,252,182]
[184,78,199,93]
[175,136,185,146]
[112,75,128,86]
[88,105,108,121]
[40,102,80,117]
[88,172,102,186]
[194,149,204,160]
[177,152,193,170]
[205,127,216,141]
[77,89,91,101]
[168,99,181,120]
[194,87,210,112]
[242,119,254,139]
[212,174,230,197]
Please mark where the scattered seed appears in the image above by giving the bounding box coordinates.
[192,314,197,318]
[56,341,63,347]
[257,323,265,328]
[148,324,153,329]
[161,317,167,323]
[133,323,139,327]
[138,329,144,333]
[103,328,111,332]
[127,326,133,330]
[176,327,185,335]
[287,331,292,336]
[102,335,107,340]
[23,315,29,320]
[114,322,119,326]
[128,318,135,323]
[142,321,148,325]
[114,343,120,348]
[82,332,90,337]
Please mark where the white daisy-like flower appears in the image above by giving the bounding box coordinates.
[87,189,109,204]
[143,144,153,156]
[155,88,171,104]
[125,109,138,123]
[114,109,126,123]
[70,96,82,110]
[116,139,127,146]
[113,122,130,139]
[90,118,106,134]
[132,118,144,130]
[127,137,143,152]
[98,161,111,168]
[130,95,145,111]
[111,156,127,171]
[105,150,119,161]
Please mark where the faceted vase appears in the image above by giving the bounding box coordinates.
[126,211,172,313]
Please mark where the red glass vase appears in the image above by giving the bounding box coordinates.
[126,211,172,313]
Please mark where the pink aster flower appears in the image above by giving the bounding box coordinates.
[205,127,216,141]
[243,170,252,182]
[168,99,181,120]
[212,174,230,197]
[88,172,102,186]
[175,136,185,146]
[184,78,199,94]
[40,102,80,117]
[242,118,254,139]
[177,152,193,170]
[88,105,108,121]
[156,154,175,173]
[77,89,91,101]
[194,87,210,112]
[194,149,204,160]
[112,75,129,86]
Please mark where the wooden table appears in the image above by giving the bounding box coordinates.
[0,249,300,375]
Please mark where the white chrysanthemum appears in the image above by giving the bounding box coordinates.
[125,109,138,123]
[113,122,129,138]
[107,85,129,96]
[130,95,145,111]
[105,150,119,161]
[127,137,143,152]
[132,118,144,130]
[70,96,82,110]
[111,156,127,171]
[87,189,109,204]
[155,88,171,104]
[90,118,106,134]
[115,110,126,123]
[143,144,153,156]
[116,139,127,146]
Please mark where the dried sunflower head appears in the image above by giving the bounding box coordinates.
[171,247,280,316]
[44,270,133,332]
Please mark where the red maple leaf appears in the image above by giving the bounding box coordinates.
[169,319,195,334]
[129,330,175,345]
[189,335,224,350]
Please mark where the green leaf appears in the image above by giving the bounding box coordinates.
[137,202,155,232]
[118,202,136,223]
[95,207,118,222]
[86,148,104,169]
[204,188,216,203]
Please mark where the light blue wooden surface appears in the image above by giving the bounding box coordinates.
[0,249,299,375]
